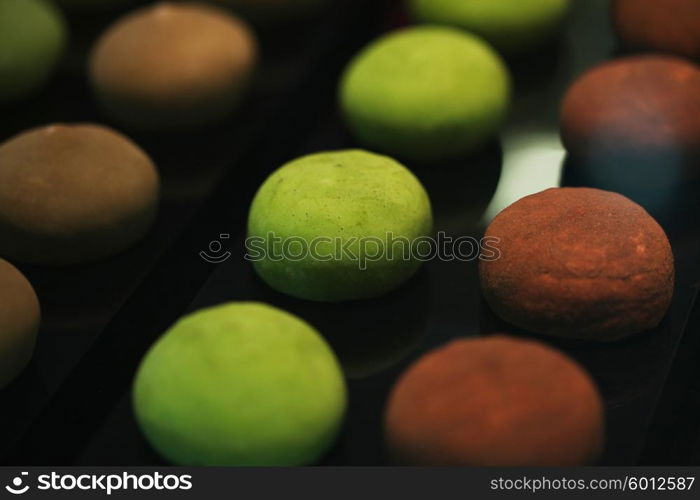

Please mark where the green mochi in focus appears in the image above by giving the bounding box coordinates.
[248,150,433,302]
[339,27,511,163]
[409,0,570,53]
[0,0,67,101]
[133,302,347,466]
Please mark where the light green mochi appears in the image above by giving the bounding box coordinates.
[340,26,511,162]
[133,302,347,466]
[0,0,67,101]
[248,150,433,302]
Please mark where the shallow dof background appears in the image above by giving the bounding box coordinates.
[0,0,699,465]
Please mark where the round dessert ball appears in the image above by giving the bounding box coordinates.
[480,188,674,341]
[409,0,570,54]
[0,259,40,389]
[0,0,67,102]
[248,150,433,302]
[560,56,700,185]
[385,335,604,466]
[339,27,511,163]
[89,2,258,130]
[0,123,160,266]
[612,0,700,59]
[133,302,347,466]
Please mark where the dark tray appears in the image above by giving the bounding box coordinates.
[4,0,700,466]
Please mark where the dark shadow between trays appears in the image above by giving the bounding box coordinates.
[502,37,567,92]
[401,141,504,237]
[247,265,432,380]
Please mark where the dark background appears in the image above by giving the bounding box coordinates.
[0,0,699,465]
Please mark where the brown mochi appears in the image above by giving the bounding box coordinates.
[385,335,604,466]
[612,0,700,60]
[480,187,674,341]
[560,56,700,186]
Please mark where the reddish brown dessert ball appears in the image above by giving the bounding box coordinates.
[0,259,40,388]
[385,335,604,466]
[560,56,700,184]
[612,0,700,59]
[480,188,674,341]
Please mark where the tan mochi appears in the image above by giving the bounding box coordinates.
[0,124,160,265]
[0,259,40,388]
[90,2,258,130]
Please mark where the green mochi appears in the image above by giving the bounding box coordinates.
[340,27,511,163]
[0,0,67,101]
[133,302,347,466]
[248,150,433,302]
[409,0,570,53]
